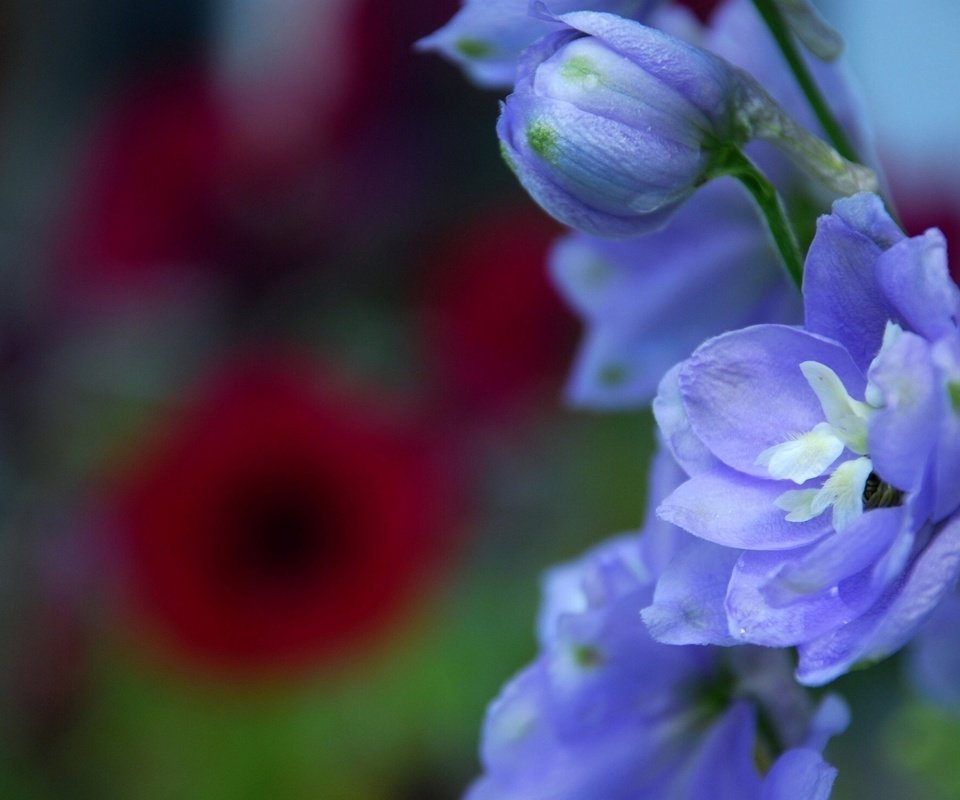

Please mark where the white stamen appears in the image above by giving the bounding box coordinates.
[800,361,871,453]
[756,422,845,484]
[813,456,874,532]
[775,488,822,522]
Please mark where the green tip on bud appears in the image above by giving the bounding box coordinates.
[560,55,602,87]
[527,122,559,162]
[454,37,492,59]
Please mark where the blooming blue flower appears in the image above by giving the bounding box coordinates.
[551,177,801,408]
[465,523,847,799]
[548,0,880,409]
[651,192,960,685]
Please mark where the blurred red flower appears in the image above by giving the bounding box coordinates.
[108,355,460,674]
[422,205,577,423]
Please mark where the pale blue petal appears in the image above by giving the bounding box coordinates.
[867,330,940,492]
[684,702,762,800]
[497,92,692,237]
[727,549,880,647]
[764,506,904,605]
[552,181,799,408]
[653,364,723,477]
[803,193,902,370]
[659,466,833,550]
[876,228,960,342]
[679,325,866,477]
[417,0,660,89]
[760,749,837,800]
[797,511,960,685]
[906,589,960,710]
[642,537,740,645]
[931,338,960,521]
[556,10,735,120]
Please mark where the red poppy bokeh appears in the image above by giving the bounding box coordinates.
[107,355,461,674]
[422,205,578,424]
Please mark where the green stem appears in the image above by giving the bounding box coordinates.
[751,0,859,164]
[722,149,804,290]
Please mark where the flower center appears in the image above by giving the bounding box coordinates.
[755,357,901,531]
[862,471,903,510]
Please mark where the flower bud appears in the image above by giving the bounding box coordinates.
[498,11,749,237]
[497,9,874,238]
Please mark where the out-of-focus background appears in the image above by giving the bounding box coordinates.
[0,1,958,798]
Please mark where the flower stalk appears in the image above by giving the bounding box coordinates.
[717,148,804,290]
[751,0,859,164]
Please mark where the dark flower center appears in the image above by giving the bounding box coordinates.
[862,472,903,510]
[221,473,348,592]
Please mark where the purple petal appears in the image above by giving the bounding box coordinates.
[679,325,866,478]
[803,193,903,370]
[638,444,697,578]
[479,664,556,775]
[653,364,723,477]
[531,35,707,145]
[876,228,960,341]
[555,10,735,120]
[497,93,690,237]
[642,538,741,645]
[906,588,960,710]
[726,549,880,647]
[565,326,685,409]
[803,694,851,751]
[932,338,960,521]
[659,466,833,550]
[416,0,561,89]
[760,749,837,800]
[417,0,662,90]
[797,511,960,685]
[764,507,905,605]
[684,702,762,800]
[867,330,940,492]
[552,182,799,409]
[549,183,762,325]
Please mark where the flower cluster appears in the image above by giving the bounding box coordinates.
[650,192,960,684]
[424,0,959,795]
[467,498,847,799]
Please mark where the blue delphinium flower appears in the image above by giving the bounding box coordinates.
[416,0,661,90]
[547,0,878,409]
[650,191,960,685]
[465,514,847,799]
[550,177,801,408]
